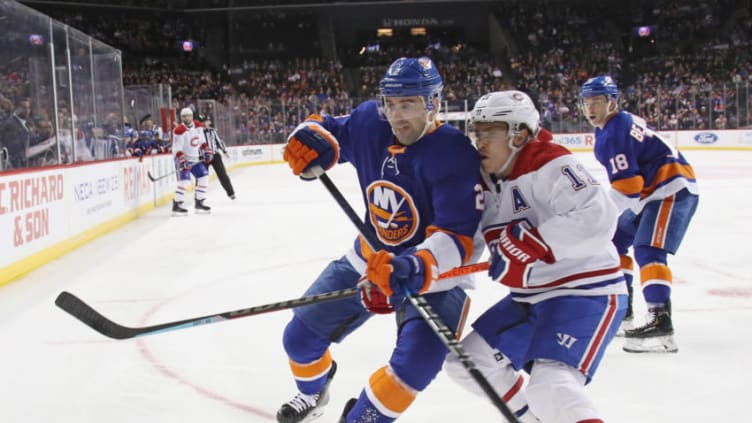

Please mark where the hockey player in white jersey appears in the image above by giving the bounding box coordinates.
[444,90,627,423]
[171,107,213,215]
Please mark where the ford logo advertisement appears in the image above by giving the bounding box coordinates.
[694,132,718,144]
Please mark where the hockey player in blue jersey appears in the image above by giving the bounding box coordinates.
[445,90,627,422]
[130,114,166,159]
[580,76,699,353]
[277,57,482,423]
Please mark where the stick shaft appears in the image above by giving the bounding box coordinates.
[55,262,486,340]
[147,170,176,182]
[315,171,519,422]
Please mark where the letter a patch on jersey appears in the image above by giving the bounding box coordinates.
[511,187,530,213]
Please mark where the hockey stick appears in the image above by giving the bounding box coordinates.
[314,167,520,423]
[147,169,176,182]
[55,262,488,340]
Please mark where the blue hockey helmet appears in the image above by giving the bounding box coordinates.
[379,57,443,111]
[580,75,620,101]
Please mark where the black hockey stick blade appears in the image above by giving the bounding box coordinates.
[54,263,487,340]
[55,287,359,340]
[55,291,138,339]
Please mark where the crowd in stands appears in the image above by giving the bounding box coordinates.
[1,0,751,171]
[504,0,751,132]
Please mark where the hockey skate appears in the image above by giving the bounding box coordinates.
[194,198,211,213]
[623,301,678,353]
[338,398,357,423]
[615,285,634,337]
[277,361,337,423]
[172,200,188,216]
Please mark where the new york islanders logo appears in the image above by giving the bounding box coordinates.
[366,181,419,246]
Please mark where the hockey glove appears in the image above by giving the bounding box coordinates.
[489,222,554,288]
[366,250,438,297]
[359,278,398,314]
[200,142,213,164]
[283,121,339,178]
[175,152,190,171]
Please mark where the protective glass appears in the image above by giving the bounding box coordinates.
[472,124,509,145]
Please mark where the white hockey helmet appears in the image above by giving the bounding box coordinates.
[471,90,540,139]
[180,107,193,117]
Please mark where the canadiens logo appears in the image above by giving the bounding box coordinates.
[367,180,419,246]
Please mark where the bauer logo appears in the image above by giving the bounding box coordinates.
[693,132,718,144]
[366,181,419,246]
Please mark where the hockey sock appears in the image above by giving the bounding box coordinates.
[282,317,333,395]
[635,247,671,305]
[343,388,397,423]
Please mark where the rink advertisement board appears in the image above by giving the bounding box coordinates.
[551,133,596,150]
[0,169,68,262]
[1,144,282,286]
[551,130,752,151]
[0,155,173,283]
[553,129,752,151]
[677,129,752,150]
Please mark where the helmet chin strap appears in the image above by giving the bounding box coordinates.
[415,111,433,141]
[417,97,440,142]
[494,131,529,177]
[494,148,520,177]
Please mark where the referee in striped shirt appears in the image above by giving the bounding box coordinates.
[201,115,235,199]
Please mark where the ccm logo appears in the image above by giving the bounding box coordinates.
[694,132,718,144]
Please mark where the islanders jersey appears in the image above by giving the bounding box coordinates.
[172,121,205,162]
[594,111,697,213]
[314,101,482,290]
[480,140,626,303]
[130,138,163,157]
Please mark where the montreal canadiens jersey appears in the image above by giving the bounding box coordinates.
[594,111,697,213]
[172,121,205,162]
[480,140,626,303]
[316,101,482,288]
